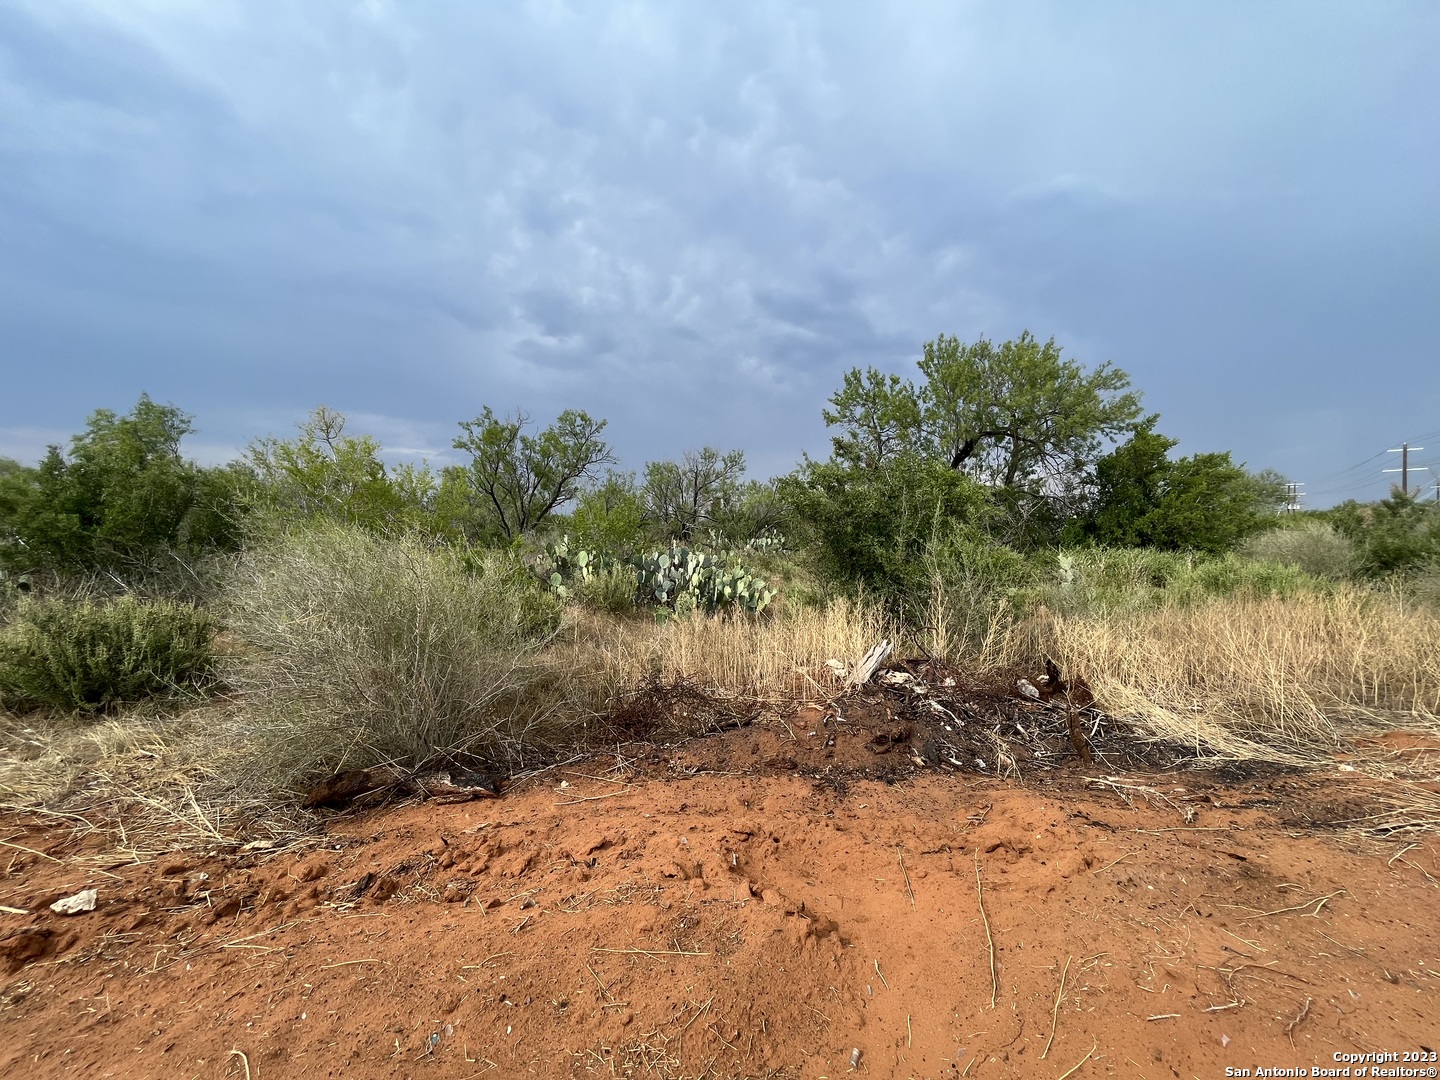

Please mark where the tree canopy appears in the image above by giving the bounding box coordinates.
[452,408,613,540]
[1066,419,1286,553]
[0,394,238,576]
[642,447,746,542]
[824,332,1143,493]
[244,406,434,533]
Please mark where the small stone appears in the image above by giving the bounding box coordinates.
[50,888,98,915]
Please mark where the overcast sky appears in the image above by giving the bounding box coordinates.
[2,1,1437,506]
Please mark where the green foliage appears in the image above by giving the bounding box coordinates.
[243,407,434,535]
[919,331,1143,489]
[452,408,614,539]
[1014,547,1328,618]
[823,332,1140,490]
[0,595,216,713]
[780,452,992,610]
[0,395,241,578]
[1326,491,1440,577]
[570,471,648,553]
[537,535,610,601]
[224,524,565,790]
[642,447,746,542]
[920,531,1041,658]
[1240,523,1359,580]
[1068,420,1285,553]
[573,563,641,616]
[822,367,922,466]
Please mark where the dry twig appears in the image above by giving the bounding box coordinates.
[975,852,997,1009]
[1042,955,1072,1059]
[1286,996,1312,1045]
[1055,1038,1097,1080]
[228,1048,252,1080]
[898,849,916,911]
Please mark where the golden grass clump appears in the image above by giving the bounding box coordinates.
[1002,587,1440,759]
[551,596,894,708]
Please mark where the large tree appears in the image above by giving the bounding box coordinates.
[918,332,1142,489]
[1067,419,1287,553]
[823,332,1142,493]
[452,408,613,540]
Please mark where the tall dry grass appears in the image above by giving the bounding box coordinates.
[552,597,895,708]
[989,588,1440,760]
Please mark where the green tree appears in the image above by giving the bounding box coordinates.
[1327,491,1440,576]
[244,406,434,533]
[452,408,613,540]
[1140,456,1284,553]
[918,332,1142,489]
[642,447,746,542]
[0,395,240,576]
[1068,421,1286,553]
[823,332,1142,496]
[821,367,922,467]
[1070,417,1176,547]
[569,471,647,553]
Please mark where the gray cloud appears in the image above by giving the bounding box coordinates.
[1,1,1436,505]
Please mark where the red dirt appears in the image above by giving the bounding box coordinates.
[2,712,1439,1079]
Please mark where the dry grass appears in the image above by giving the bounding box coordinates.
[550,597,894,709]
[0,594,891,845]
[0,700,311,851]
[989,588,1440,761]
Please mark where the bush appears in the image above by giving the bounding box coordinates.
[780,453,993,609]
[0,595,216,713]
[1240,524,1358,580]
[920,534,1039,660]
[224,525,568,792]
[573,563,639,616]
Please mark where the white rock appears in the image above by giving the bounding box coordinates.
[50,888,98,915]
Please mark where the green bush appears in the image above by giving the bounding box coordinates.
[1240,523,1358,580]
[573,563,639,616]
[779,452,993,609]
[224,525,568,792]
[0,595,216,713]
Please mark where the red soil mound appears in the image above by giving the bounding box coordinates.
[2,715,1437,1078]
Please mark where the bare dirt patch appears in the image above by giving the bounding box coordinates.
[3,703,1438,1079]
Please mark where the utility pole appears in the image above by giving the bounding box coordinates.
[1282,482,1305,512]
[1385,443,1424,496]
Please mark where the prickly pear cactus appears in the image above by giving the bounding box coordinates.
[633,545,775,615]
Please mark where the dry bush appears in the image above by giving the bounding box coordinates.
[991,588,1440,760]
[223,525,576,794]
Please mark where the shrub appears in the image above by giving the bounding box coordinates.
[780,452,993,609]
[1240,523,1358,580]
[0,595,216,713]
[224,525,568,792]
[573,563,639,616]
